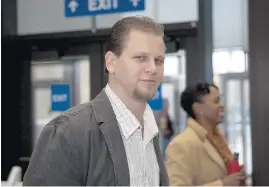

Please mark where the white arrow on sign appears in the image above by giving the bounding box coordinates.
[68,0,79,13]
[130,0,140,7]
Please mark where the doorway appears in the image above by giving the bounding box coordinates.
[31,56,90,147]
[162,51,187,135]
[218,72,252,181]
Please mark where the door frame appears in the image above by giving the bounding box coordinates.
[30,56,89,147]
[162,76,182,135]
[219,72,250,174]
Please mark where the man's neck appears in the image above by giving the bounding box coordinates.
[108,83,146,122]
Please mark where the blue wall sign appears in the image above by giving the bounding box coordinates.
[51,84,71,112]
[148,85,163,111]
[65,0,145,18]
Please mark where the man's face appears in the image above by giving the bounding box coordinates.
[108,30,165,101]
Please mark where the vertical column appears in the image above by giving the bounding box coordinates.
[19,44,33,177]
[249,0,269,185]
[185,0,213,86]
[2,0,17,36]
[89,42,106,99]
[20,47,32,157]
[2,40,32,180]
[2,41,21,180]
[2,0,23,180]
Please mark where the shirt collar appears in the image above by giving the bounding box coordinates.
[105,84,159,141]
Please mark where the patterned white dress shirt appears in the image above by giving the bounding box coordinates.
[105,85,160,186]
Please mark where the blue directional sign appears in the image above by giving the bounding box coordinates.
[51,84,71,112]
[148,85,163,111]
[65,0,145,17]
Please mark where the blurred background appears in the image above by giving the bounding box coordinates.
[2,0,269,185]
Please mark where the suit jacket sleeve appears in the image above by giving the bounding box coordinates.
[165,140,223,186]
[23,115,83,186]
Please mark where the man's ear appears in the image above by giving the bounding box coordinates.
[105,51,117,74]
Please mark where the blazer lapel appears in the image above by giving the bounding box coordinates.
[100,120,130,186]
[153,135,169,186]
[188,118,227,172]
[91,90,130,186]
[203,140,227,172]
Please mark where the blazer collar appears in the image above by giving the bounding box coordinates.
[188,118,227,172]
[91,89,117,124]
[188,118,207,142]
[91,90,129,185]
[91,89,169,185]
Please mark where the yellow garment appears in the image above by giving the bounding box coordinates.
[166,118,232,186]
[206,127,233,169]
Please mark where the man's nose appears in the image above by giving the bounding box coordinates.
[145,59,157,74]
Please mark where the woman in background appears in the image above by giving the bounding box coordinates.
[166,82,246,186]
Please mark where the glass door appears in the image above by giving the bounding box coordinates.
[219,72,252,183]
[31,56,90,147]
[162,76,180,135]
[162,50,186,134]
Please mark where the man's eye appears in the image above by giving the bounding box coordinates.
[134,56,146,61]
[155,59,164,65]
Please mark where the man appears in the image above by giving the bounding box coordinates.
[23,16,169,186]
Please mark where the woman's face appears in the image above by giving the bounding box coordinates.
[197,86,224,125]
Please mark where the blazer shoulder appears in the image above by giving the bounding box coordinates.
[24,104,94,186]
[45,102,100,137]
[169,127,202,150]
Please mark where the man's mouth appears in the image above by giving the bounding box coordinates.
[141,80,156,83]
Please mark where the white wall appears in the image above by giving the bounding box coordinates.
[213,0,248,51]
[17,0,198,35]
[97,0,198,28]
[17,0,94,34]
[17,0,248,50]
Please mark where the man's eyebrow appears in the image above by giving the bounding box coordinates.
[133,52,149,55]
[132,52,165,58]
[156,56,165,60]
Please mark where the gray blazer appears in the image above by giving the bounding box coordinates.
[23,90,169,186]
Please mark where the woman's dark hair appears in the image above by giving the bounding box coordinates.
[180,82,219,119]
